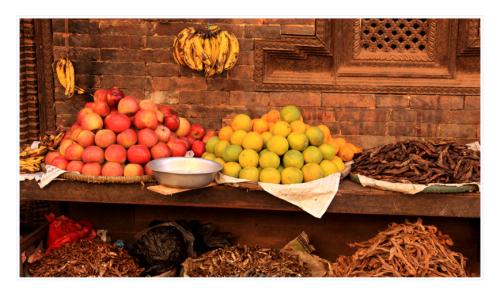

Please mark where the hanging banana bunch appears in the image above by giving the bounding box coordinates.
[55,57,86,98]
[173,25,239,78]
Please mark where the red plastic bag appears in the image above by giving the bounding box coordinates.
[45,213,96,254]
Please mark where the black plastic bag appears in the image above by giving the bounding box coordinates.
[176,220,233,254]
[130,222,195,276]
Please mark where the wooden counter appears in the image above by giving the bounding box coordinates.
[19,179,481,274]
[20,180,480,218]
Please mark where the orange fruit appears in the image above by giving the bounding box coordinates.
[252,118,269,133]
[218,126,233,141]
[317,125,331,140]
[338,143,357,162]
[330,137,346,148]
[231,114,252,132]
[266,109,281,123]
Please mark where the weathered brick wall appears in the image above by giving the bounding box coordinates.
[51,19,480,148]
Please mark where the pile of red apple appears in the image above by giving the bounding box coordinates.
[44,87,216,177]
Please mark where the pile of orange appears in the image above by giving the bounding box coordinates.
[203,105,361,184]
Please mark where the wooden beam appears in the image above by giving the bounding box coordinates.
[33,19,56,133]
[19,180,480,218]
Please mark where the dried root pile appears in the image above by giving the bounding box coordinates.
[352,140,480,184]
[183,245,310,277]
[28,240,143,277]
[331,219,467,277]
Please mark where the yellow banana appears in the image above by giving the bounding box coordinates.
[172,34,181,65]
[224,31,239,70]
[182,33,201,71]
[191,34,207,70]
[67,58,75,97]
[173,27,196,66]
[64,58,71,96]
[55,57,85,97]
[193,34,211,67]
[215,31,230,74]
[55,59,67,88]
[203,37,212,64]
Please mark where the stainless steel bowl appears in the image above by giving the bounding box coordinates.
[148,157,223,189]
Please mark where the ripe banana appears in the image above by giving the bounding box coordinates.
[182,32,201,71]
[215,31,230,74]
[224,31,239,70]
[172,26,240,77]
[191,34,209,70]
[55,58,85,97]
[173,27,196,66]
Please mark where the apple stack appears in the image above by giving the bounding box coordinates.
[44,87,215,177]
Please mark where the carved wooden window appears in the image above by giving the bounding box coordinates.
[255,19,479,95]
[358,18,433,60]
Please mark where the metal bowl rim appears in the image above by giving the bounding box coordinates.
[148,157,223,175]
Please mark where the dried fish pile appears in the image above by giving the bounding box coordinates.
[28,240,144,277]
[183,245,311,277]
[331,219,467,277]
[351,140,480,184]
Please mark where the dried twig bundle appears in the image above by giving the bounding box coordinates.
[351,140,480,184]
[28,240,143,277]
[331,219,467,277]
[183,245,311,277]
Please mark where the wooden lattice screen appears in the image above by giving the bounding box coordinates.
[20,19,40,145]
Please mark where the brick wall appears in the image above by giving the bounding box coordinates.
[51,19,480,149]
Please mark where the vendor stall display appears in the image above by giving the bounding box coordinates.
[18,18,481,278]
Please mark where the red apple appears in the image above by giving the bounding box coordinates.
[66,161,83,173]
[144,162,154,175]
[191,140,205,157]
[70,123,81,132]
[51,156,68,170]
[82,146,105,164]
[106,87,124,108]
[80,112,103,131]
[81,162,101,176]
[150,142,171,159]
[189,124,206,140]
[134,109,158,130]
[84,102,94,109]
[93,89,108,103]
[138,128,159,148]
[118,96,139,115]
[127,145,151,164]
[92,101,111,117]
[104,144,127,163]
[167,139,187,157]
[101,161,124,176]
[45,151,61,165]
[175,117,191,137]
[124,164,144,177]
[116,128,138,148]
[104,112,131,133]
[165,114,179,131]
[179,137,191,149]
[154,125,172,142]
[76,107,94,125]
[158,105,173,117]
[156,110,164,123]
[95,129,116,148]
[186,135,195,147]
